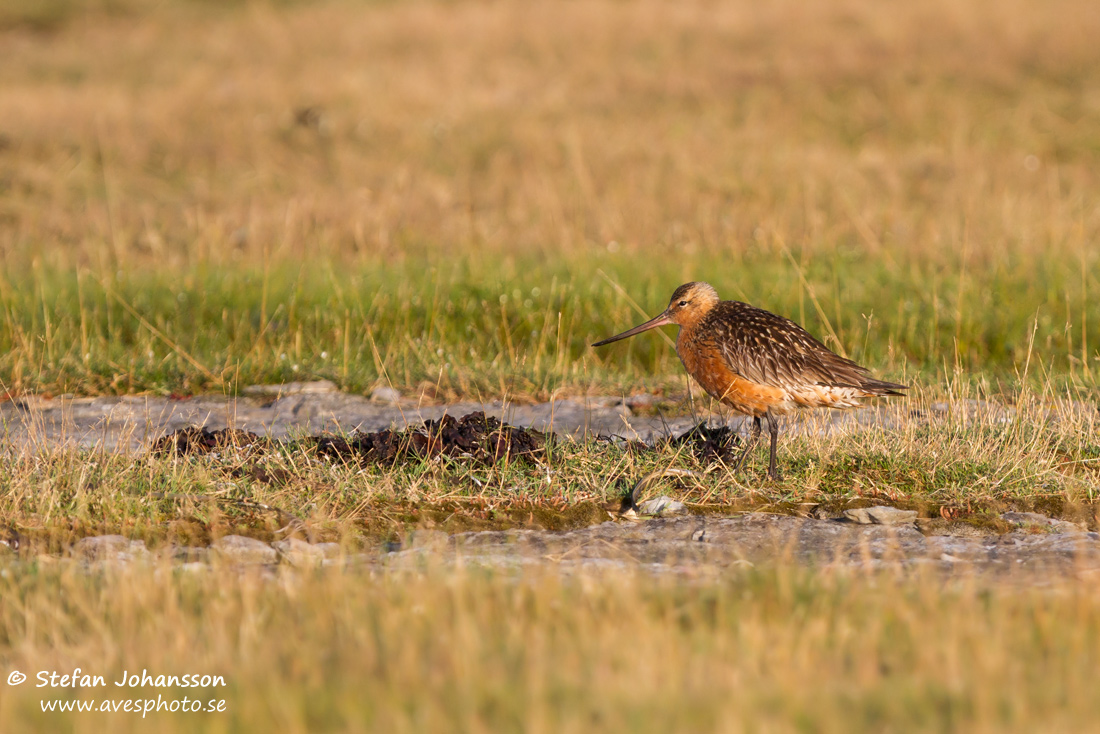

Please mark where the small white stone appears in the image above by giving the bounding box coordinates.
[242,380,338,396]
[71,535,131,561]
[370,386,402,404]
[843,506,917,526]
[637,496,687,517]
[1001,512,1085,533]
[173,546,210,563]
[211,535,277,565]
[312,542,343,558]
[273,538,325,568]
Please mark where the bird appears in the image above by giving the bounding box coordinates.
[592,282,907,480]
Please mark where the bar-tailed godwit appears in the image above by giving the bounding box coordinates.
[593,282,907,480]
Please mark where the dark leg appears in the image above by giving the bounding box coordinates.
[766,411,782,481]
[731,416,763,472]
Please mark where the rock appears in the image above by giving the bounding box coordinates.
[273,538,325,567]
[843,506,918,526]
[842,508,875,524]
[334,553,373,568]
[624,394,660,409]
[312,542,343,558]
[243,380,338,396]
[211,535,277,565]
[407,529,450,550]
[637,496,688,517]
[72,535,128,559]
[152,427,261,456]
[584,396,625,409]
[173,546,209,563]
[72,535,149,562]
[1,525,22,552]
[866,506,919,525]
[370,386,402,404]
[1001,512,1086,533]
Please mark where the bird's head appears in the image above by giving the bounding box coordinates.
[592,282,719,347]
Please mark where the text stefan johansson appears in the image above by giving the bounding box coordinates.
[37,669,226,689]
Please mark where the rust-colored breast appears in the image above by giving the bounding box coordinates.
[676,333,785,417]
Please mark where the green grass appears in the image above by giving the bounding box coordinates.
[1,251,1095,399]
[2,1,1100,730]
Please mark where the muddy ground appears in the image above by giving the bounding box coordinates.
[1,379,915,452]
[2,382,1098,579]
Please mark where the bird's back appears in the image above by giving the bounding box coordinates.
[677,300,905,412]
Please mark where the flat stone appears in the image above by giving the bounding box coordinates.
[172,546,210,563]
[405,529,451,550]
[10,510,1100,582]
[72,535,148,562]
[211,535,277,565]
[370,386,402,404]
[624,394,661,409]
[637,496,688,517]
[1001,512,1086,533]
[243,380,338,396]
[273,538,325,567]
[72,535,128,559]
[842,506,918,526]
[312,542,343,558]
[384,513,1100,577]
[322,553,372,568]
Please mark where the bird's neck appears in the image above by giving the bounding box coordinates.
[672,305,713,335]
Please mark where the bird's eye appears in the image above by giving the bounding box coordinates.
[678,300,689,307]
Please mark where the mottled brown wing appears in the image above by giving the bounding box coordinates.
[706,302,871,390]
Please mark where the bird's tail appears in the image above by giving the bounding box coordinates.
[860,378,908,397]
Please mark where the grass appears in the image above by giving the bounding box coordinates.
[1,381,1097,550]
[0,0,1098,397]
[2,561,1100,733]
[2,0,1100,730]
[2,254,1095,399]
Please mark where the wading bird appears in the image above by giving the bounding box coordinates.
[593,282,906,480]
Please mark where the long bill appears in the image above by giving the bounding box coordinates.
[591,311,673,347]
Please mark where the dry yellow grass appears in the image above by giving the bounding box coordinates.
[3,0,1098,268]
[1,560,1100,733]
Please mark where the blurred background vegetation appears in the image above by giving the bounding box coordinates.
[0,0,1097,399]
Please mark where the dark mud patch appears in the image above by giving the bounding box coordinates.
[664,422,741,462]
[152,426,266,456]
[607,422,741,463]
[153,414,747,472]
[154,411,548,467]
[314,411,546,467]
